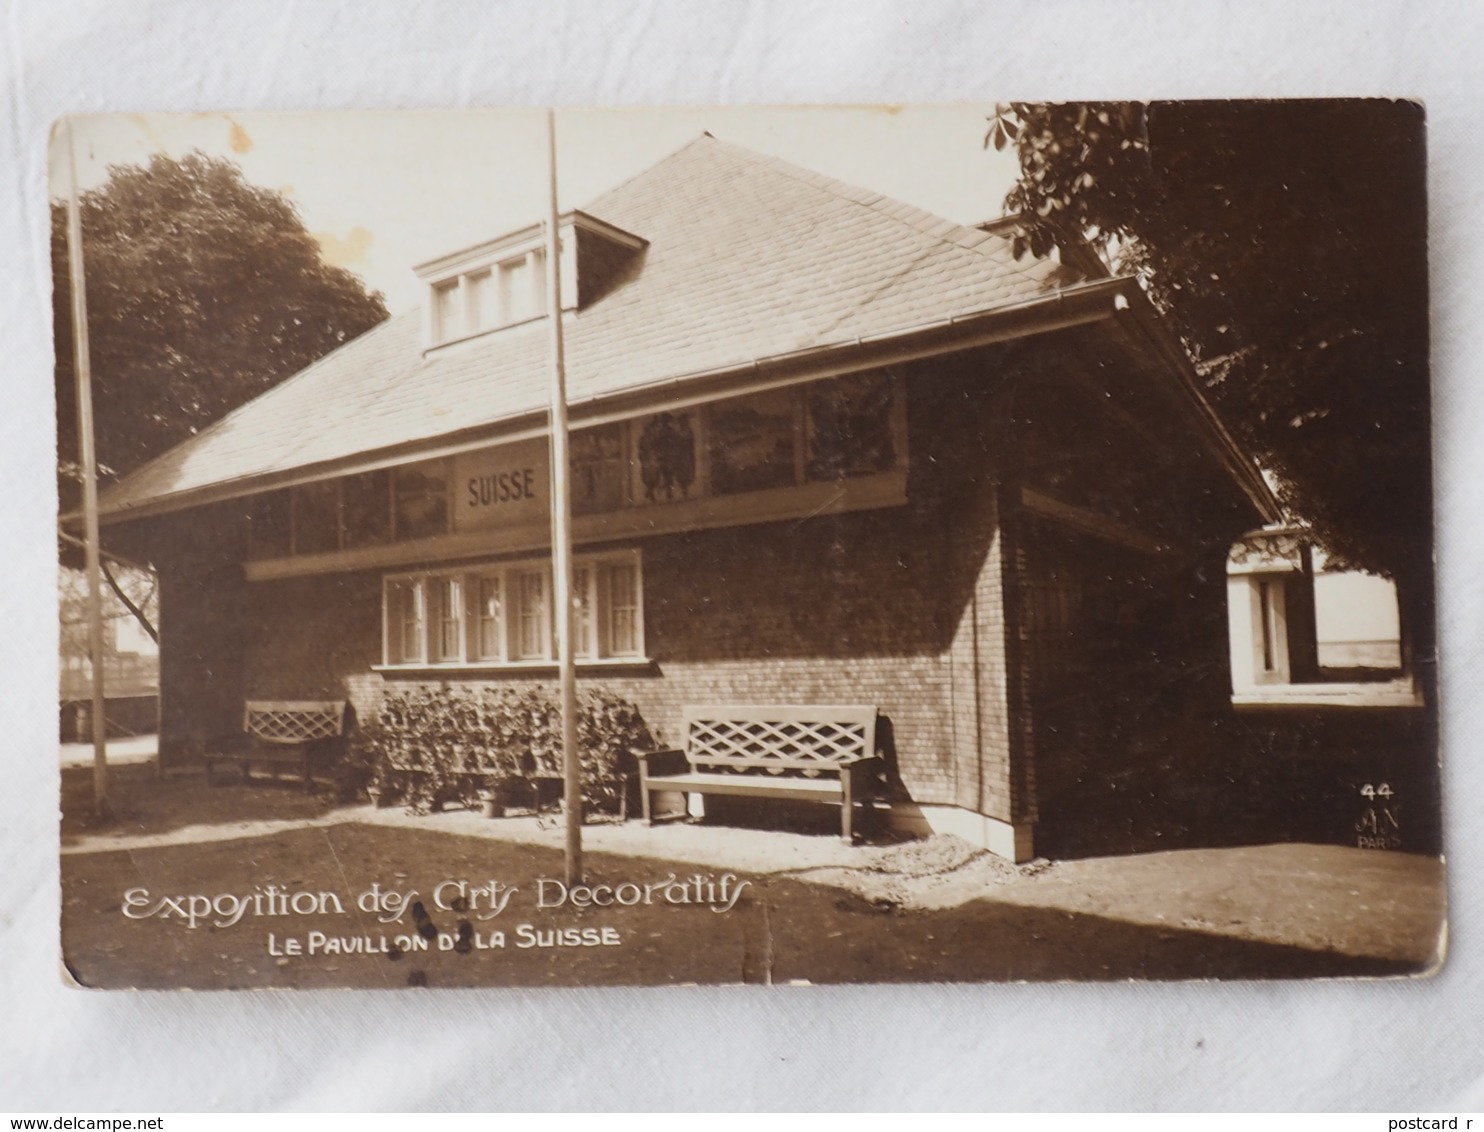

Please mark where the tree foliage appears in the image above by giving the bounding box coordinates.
[988,101,1431,611]
[54,152,388,512]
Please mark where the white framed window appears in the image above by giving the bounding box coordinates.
[432,575,463,663]
[380,550,644,669]
[385,578,426,666]
[1258,580,1276,672]
[467,269,497,332]
[428,249,548,346]
[605,561,640,657]
[572,565,594,659]
[500,254,540,323]
[512,568,549,661]
[433,279,462,342]
[473,574,504,663]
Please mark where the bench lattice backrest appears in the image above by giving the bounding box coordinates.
[683,705,876,773]
[245,700,347,745]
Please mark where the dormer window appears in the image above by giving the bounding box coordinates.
[468,269,496,329]
[433,278,463,341]
[428,250,548,346]
[415,210,646,352]
[500,254,542,324]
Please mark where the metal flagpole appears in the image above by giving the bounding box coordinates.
[542,109,582,885]
[65,120,110,819]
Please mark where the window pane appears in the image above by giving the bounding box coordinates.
[530,249,548,316]
[432,576,461,662]
[1260,580,1276,672]
[342,470,390,548]
[635,411,698,504]
[434,280,461,341]
[468,270,496,333]
[475,576,502,661]
[606,562,639,656]
[248,490,291,560]
[292,480,341,555]
[572,567,593,658]
[391,580,424,664]
[515,570,549,660]
[709,389,798,495]
[394,463,449,541]
[571,423,626,514]
[501,255,535,323]
[806,371,897,481]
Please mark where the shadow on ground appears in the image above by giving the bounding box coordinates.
[61,761,344,847]
[1034,708,1441,861]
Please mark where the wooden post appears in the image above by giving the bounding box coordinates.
[543,110,582,885]
[65,120,109,818]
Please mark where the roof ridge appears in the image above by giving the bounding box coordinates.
[580,132,719,216]
[693,134,1064,286]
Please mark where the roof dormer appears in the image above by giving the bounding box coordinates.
[413,210,646,350]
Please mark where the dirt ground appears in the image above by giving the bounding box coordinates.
[58,760,1446,987]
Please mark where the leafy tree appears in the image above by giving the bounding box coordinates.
[54,152,388,513]
[59,564,158,652]
[989,100,1432,669]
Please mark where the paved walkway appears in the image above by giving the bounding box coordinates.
[61,800,873,871]
[59,734,158,766]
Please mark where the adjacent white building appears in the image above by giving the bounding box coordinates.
[1227,525,1419,709]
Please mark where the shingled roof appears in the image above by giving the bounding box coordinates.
[99,133,1113,520]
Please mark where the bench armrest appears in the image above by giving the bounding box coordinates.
[632,746,689,778]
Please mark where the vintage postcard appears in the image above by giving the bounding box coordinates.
[55,103,1444,988]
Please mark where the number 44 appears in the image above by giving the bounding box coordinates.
[1360,783,1394,799]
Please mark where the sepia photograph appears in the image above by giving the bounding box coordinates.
[53,102,1443,990]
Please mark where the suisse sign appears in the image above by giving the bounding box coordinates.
[453,439,550,533]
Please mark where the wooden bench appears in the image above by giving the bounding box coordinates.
[635,704,881,842]
[205,700,347,790]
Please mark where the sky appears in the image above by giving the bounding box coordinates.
[56,106,1022,313]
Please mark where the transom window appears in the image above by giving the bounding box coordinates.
[248,469,394,560]
[246,371,907,566]
[429,249,548,346]
[393,461,450,541]
[381,550,644,668]
[635,370,903,504]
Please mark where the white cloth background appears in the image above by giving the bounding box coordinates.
[2,0,1481,1111]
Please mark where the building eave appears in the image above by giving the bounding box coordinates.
[1110,292,1283,524]
[89,275,1139,527]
